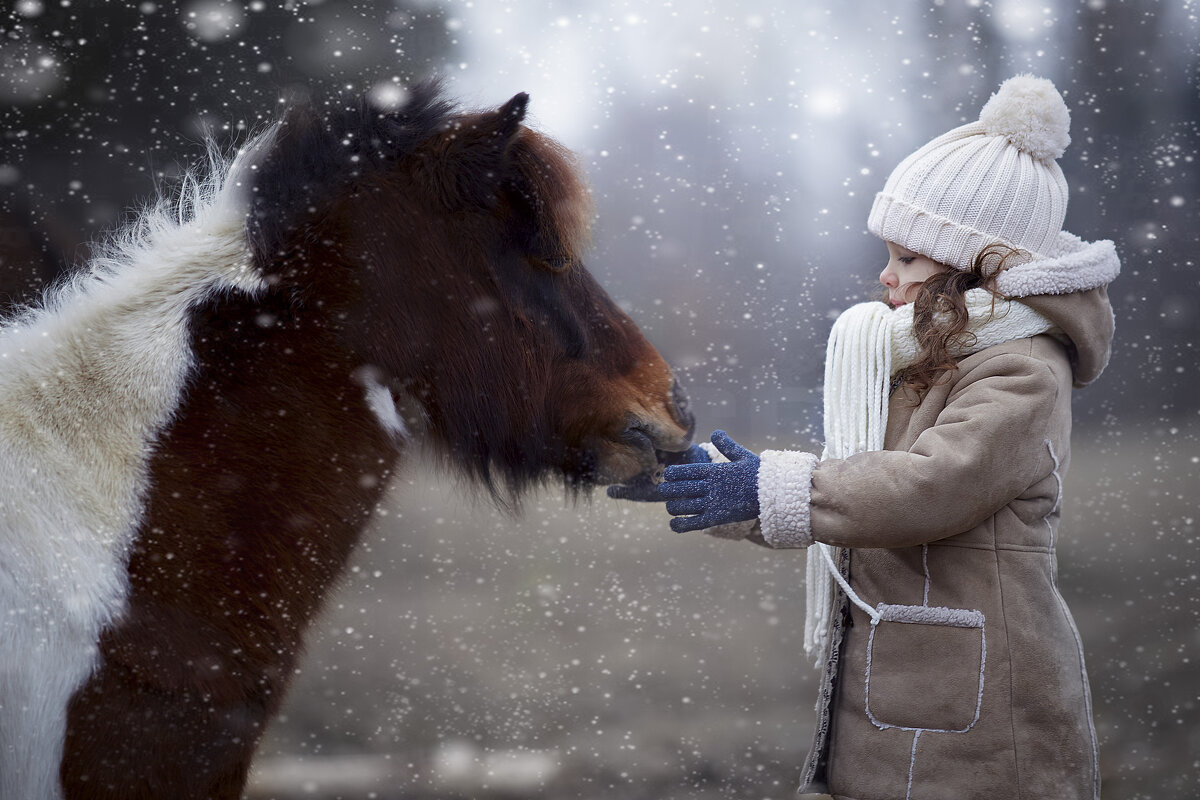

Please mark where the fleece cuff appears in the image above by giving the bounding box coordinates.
[704,519,761,541]
[758,449,819,548]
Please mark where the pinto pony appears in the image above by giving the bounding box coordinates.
[0,84,693,800]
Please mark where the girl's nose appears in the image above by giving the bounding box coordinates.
[879,265,897,288]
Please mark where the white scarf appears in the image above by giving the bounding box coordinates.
[802,289,1057,662]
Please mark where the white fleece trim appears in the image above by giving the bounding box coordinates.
[697,441,725,463]
[883,291,1057,373]
[876,603,985,628]
[995,231,1120,298]
[757,449,819,548]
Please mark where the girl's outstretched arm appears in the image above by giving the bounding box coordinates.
[762,348,1063,550]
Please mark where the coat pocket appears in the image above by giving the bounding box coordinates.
[864,604,986,733]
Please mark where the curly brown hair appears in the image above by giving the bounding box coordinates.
[898,244,1023,399]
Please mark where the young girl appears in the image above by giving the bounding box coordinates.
[614,75,1120,799]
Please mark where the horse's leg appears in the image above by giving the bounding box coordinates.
[61,657,267,800]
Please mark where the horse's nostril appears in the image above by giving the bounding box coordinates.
[669,379,696,440]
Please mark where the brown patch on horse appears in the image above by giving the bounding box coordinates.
[61,289,399,798]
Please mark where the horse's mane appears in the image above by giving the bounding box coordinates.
[243,81,593,279]
[0,143,254,339]
[244,80,456,272]
[4,82,456,330]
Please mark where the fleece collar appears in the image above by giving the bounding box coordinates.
[996,232,1120,387]
[995,231,1120,298]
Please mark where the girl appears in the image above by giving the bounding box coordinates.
[615,75,1120,799]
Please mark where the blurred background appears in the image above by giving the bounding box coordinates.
[1,1,1197,798]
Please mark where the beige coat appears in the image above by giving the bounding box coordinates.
[734,281,1117,800]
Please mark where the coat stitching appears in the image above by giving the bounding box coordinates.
[906,729,922,800]
[931,540,1053,553]
[922,544,930,606]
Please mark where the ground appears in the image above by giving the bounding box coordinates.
[247,422,1199,800]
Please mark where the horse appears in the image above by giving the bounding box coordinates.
[0,82,694,800]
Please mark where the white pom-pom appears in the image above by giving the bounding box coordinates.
[978,74,1071,161]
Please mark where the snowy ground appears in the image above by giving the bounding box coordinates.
[246,422,1199,800]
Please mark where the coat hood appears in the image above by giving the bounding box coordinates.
[999,231,1120,388]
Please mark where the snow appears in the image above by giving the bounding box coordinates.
[182,0,245,43]
[1,1,1198,797]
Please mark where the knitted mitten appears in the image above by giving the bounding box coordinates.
[659,430,760,533]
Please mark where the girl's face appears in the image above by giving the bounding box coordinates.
[879,241,950,307]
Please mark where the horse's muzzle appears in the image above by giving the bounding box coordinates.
[603,378,695,485]
[668,379,696,443]
[653,379,696,468]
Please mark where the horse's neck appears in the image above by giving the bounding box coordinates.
[127,286,403,633]
[0,204,280,800]
[55,277,406,800]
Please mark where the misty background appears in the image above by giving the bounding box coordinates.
[1,1,1197,798]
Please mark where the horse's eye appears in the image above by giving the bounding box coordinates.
[526,255,571,273]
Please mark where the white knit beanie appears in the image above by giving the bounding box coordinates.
[867,74,1071,270]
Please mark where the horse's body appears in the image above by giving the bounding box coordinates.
[0,85,692,799]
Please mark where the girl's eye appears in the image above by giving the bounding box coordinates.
[898,256,916,264]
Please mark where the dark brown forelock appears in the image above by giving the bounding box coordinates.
[507,128,594,264]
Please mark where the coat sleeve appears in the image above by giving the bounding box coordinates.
[757,352,1060,549]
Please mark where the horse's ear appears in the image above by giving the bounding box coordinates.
[435,93,530,209]
[494,92,529,142]
[468,92,528,164]
[244,103,326,273]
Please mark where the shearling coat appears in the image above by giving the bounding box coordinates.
[739,275,1117,800]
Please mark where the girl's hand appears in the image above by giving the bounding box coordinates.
[606,443,711,502]
[658,431,760,533]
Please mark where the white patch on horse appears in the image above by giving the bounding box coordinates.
[352,366,407,442]
[0,147,265,800]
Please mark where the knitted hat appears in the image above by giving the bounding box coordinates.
[867,75,1071,270]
